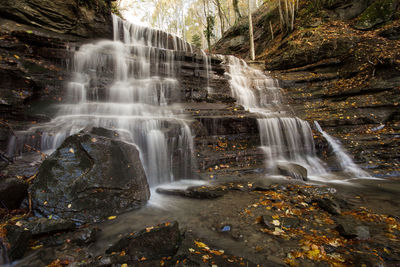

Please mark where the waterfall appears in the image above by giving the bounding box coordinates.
[7,14,197,186]
[224,56,332,176]
[314,121,370,178]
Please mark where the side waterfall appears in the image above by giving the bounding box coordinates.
[7,15,200,186]
[224,56,368,178]
[314,121,370,177]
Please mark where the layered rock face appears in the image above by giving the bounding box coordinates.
[0,0,113,153]
[0,0,113,38]
[214,0,400,177]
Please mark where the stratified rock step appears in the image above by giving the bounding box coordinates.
[156,185,227,199]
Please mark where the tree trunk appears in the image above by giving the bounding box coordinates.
[248,0,255,60]
[233,0,241,24]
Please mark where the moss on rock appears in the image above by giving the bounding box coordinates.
[354,0,396,30]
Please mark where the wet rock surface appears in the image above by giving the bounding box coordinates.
[106,221,181,263]
[29,127,150,223]
[19,218,75,236]
[277,162,308,181]
[156,185,227,199]
[4,224,31,260]
[0,179,399,266]
[0,177,28,210]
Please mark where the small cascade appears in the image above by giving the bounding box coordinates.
[314,121,370,178]
[7,14,198,186]
[201,50,213,93]
[224,56,327,176]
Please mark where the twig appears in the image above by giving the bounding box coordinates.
[23,144,47,159]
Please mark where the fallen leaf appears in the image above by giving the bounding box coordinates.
[108,216,117,220]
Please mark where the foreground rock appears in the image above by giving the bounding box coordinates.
[29,128,150,223]
[106,221,181,264]
[277,162,308,181]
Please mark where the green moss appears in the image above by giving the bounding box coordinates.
[355,0,395,30]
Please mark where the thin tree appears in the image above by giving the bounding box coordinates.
[248,0,255,60]
[233,0,242,24]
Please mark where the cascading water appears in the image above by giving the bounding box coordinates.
[314,121,370,178]
[224,56,335,177]
[7,15,197,186]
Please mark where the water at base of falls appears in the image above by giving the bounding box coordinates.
[7,15,200,186]
[223,55,369,179]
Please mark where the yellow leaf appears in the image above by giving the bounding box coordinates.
[31,244,43,250]
[194,241,208,249]
[121,264,128,267]
[272,220,280,226]
[108,216,117,220]
[14,55,20,59]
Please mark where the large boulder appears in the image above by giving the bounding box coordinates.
[0,0,113,39]
[354,0,398,30]
[29,128,150,223]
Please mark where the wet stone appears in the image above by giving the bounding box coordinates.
[0,238,10,266]
[335,216,370,240]
[4,224,32,260]
[277,162,308,181]
[281,217,301,228]
[315,197,341,215]
[20,218,75,236]
[156,186,226,199]
[29,127,150,223]
[106,221,181,262]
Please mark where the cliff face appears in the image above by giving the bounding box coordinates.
[214,0,400,177]
[0,0,113,152]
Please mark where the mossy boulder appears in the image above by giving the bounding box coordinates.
[354,0,397,30]
[29,127,150,224]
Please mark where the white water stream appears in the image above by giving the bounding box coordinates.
[314,121,370,178]
[7,15,202,186]
[6,15,369,187]
[223,56,369,179]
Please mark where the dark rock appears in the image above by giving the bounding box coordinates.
[4,224,31,260]
[156,185,226,199]
[20,218,75,236]
[0,238,10,266]
[260,215,275,230]
[379,26,400,40]
[174,232,260,267]
[354,0,397,30]
[68,226,99,246]
[335,216,370,240]
[281,217,301,228]
[0,0,113,39]
[315,197,341,215]
[327,0,373,20]
[277,162,308,181]
[29,128,150,223]
[0,177,28,210]
[106,221,181,262]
